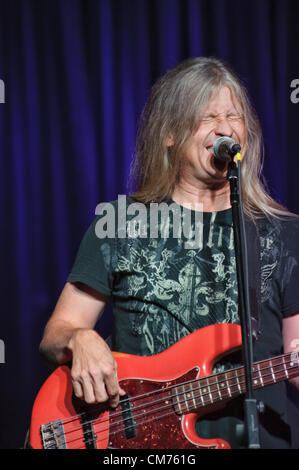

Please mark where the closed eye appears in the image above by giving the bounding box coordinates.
[227,113,243,121]
[201,115,217,122]
[201,113,243,123]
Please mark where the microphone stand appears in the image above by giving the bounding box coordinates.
[227,148,261,449]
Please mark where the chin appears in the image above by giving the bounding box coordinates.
[207,168,230,186]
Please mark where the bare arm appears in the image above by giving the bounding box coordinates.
[283,312,299,390]
[39,281,125,407]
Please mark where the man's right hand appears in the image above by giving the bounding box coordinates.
[67,328,126,407]
[39,282,125,408]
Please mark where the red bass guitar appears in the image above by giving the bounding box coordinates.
[29,323,299,449]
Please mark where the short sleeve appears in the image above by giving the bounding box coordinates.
[280,218,299,318]
[67,216,114,296]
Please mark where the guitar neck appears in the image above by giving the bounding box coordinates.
[172,350,299,414]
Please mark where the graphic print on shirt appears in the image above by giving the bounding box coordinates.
[106,211,239,355]
[259,223,280,303]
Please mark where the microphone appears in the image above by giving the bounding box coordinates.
[212,137,241,162]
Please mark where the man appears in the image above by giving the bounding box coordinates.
[39,57,299,448]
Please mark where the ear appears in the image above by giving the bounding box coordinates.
[165,135,175,147]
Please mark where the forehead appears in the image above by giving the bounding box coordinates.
[205,86,242,112]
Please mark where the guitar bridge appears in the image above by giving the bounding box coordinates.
[41,420,66,449]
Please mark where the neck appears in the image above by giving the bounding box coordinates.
[172,179,231,213]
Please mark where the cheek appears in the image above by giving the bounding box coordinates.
[239,129,247,154]
[236,122,246,140]
[182,130,211,163]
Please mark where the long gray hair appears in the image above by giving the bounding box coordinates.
[130,57,291,219]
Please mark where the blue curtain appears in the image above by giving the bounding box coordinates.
[1,0,299,448]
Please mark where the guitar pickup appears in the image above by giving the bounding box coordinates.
[80,412,97,449]
[120,394,136,439]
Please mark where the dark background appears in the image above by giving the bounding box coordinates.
[1,0,299,449]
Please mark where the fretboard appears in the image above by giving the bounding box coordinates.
[172,350,299,414]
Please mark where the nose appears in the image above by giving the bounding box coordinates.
[214,116,234,137]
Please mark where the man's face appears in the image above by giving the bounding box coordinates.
[179,86,247,186]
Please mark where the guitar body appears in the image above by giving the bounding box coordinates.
[30,324,243,449]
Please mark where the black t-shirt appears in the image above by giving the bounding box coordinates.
[67,197,299,448]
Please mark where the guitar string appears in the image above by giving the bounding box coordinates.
[45,378,239,449]
[50,366,299,450]
[54,370,234,434]
[49,406,216,450]
[66,367,299,450]
[49,350,296,431]
[63,367,299,449]
[51,358,298,446]
[54,383,241,449]
[59,354,297,433]
[45,374,200,428]
[53,361,299,448]
[53,374,199,428]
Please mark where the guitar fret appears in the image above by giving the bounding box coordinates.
[181,384,187,412]
[172,381,200,414]
[206,377,214,403]
[257,363,264,386]
[171,349,299,419]
[271,356,285,382]
[200,379,211,405]
[223,369,239,398]
[210,375,224,402]
[176,389,183,414]
[183,383,192,412]
[283,355,289,379]
[190,383,198,409]
[217,372,227,399]
[215,374,222,400]
[280,353,296,379]
[252,364,260,388]
[270,360,276,383]
[198,383,205,407]
[235,368,242,393]
[224,371,232,397]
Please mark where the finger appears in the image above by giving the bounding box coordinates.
[106,387,120,408]
[97,360,120,407]
[71,369,96,403]
[93,380,110,404]
[105,377,121,408]
[81,377,98,404]
[72,379,84,399]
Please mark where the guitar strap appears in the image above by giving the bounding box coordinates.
[244,217,261,340]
